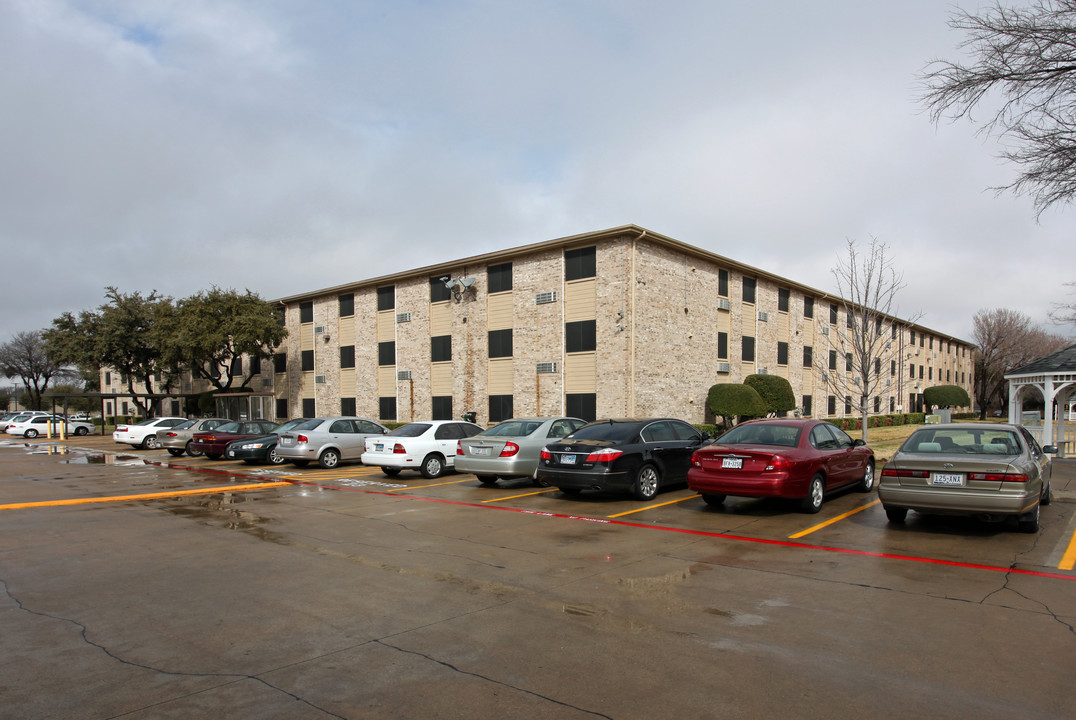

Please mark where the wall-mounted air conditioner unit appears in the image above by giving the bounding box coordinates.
[758,311,769,322]
[821,326,830,335]
[758,368,769,374]
[717,362,731,373]
[396,312,412,323]
[536,362,558,373]
[314,325,326,335]
[397,370,412,380]
[536,291,558,305]
[717,298,731,311]
[315,375,326,384]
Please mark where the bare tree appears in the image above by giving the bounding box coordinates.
[972,308,1071,418]
[921,1,1076,214]
[0,331,75,410]
[820,237,920,443]
[1051,281,1076,326]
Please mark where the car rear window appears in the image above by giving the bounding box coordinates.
[717,424,801,447]
[389,423,431,437]
[903,428,1021,455]
[482,421,542,437]
[567,422,639,442]
[214,422,240,433]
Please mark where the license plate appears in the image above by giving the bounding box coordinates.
[722,457,743,469]
[931,473,964,486]
[561,454,577,465]
[375,444,384,452]
[472,447,491,456]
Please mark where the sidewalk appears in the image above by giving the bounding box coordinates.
[1051,458,1076,501]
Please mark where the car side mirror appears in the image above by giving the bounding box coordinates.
[1043,444,1058,454]
[853,439,866,447]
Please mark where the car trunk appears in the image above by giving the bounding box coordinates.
[697,446,779,474]
[887,455,1015,491]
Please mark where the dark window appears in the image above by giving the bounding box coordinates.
[489,395,513,422]
[488,262,513,293]
[742,336,755,362]
[431,335,452,362]
[105,371,111,385]
[777,342,789,366]
[378,341,395,366]
[778,288,790,312]
[379,396,397,421]
[920,334,925,347]
[829,350,838,371]
[804,297,814,319]
[919,365,924,379]
[718,269,729,297]
[718,332,728,360]
[803,346,813,367]
[276,398,288,419]
[565,246,596,281]
[910,329,916,344]
[230,356,242,375]
[875,358,881,376]
[432,396,453,420]
[300,301,314,324]
[341,397,356,415]
[275,307,286,327]
[274,353,287,373]
[565,320,596,353]
[890,397,895,412]
[339,293,354,317]
[340,345,355,369]
[301,350,314,372]
[829,303,838,325]
[909,363,915,378]
[874,396,881,413]
[892,324,897,339]
[929,367,933,380]
[302,398,315,417]
[891,360,896,376]
[489,329,513,358]
[847,311,854,330]
[802,395,813,416]
[430,278,451,303]
[742,277,757,304]
[845,353,852,372]
[251,356,262,374]
[377,286,395,311]
[828,396,836,415]
[566,393,597,422]
[845,396,852,414]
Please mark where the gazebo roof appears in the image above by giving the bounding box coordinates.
[1006,343,1076,376]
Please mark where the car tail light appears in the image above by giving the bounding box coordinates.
[499,442,520,457]
[393,443,407,454]
[764,455,790,471]
[881,468,930,478]
[165,432,178,438]
[969,472,1029,483]
[540,449,552,460]
[586,448,622,462]
[297,434,309,443]
[456,441,464,456]
[690,452,702,467]
[117,426,128,432]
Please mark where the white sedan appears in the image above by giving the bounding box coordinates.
[7,415,94,438]
[362,420,483,478]
[113,417,187,449]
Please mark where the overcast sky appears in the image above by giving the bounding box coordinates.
[3,0,1074,351]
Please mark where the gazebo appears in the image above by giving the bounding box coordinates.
[1005,344,1076,456]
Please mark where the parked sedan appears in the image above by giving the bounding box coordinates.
[113,417,188,449]
[456,416,587,485]
[536,418,709,500]
[190,421,281,460]
[7,415,94,438]
[276,417,390,468]
[224,418,313,465]
[878,423,1056,533]
[159,417,230,457]
[362,420,483,478]
[687,419,875,514]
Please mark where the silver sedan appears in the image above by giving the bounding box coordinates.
[159,418,230,457]
[276,417,390,469]
[456,417,586,486]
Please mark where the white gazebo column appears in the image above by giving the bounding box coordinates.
[1043,377,1055,449]
[1008,382,1021,424]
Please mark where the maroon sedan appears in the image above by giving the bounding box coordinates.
[687,418,875,513]
[190,421,280,460]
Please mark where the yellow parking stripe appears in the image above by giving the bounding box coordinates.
[607,494,700,518]
[481,488,558,503]
[0,482,290,511]
[1060,526,1076,571]
[788,499,880,539]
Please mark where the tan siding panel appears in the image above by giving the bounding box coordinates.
[377,311,395,343]
[378,366,397,395]
[564,353,597,393]
[430,302,452,335]
[487,293,514,331]
[339,368,356,396]
[488,358,514,394]
[564,279,596,322]
[338,319,355,347]
[430,362,453,395]
[300,324,314,351]
[302,372,315,399]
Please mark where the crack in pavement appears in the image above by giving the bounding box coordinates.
[0,578,348,719]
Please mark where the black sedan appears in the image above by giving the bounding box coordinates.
[224,418,312,465]
[536,418,709,500]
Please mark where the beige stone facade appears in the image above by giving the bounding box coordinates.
[272,225,975,425]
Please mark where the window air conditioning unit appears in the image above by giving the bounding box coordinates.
[314,325,326,335]
[397,370,412,380]
[821,372,829,383]
[821,326,830,335]
[536,291,558,305]
[717,362,731,373]
[717,298,731,311]
[537,362,558,373]
[757,311,769,322]
[315,375,326,384]
[396,312,412,323]
[758,368,769,374]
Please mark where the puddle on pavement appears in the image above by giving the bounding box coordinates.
[160,495,290,545]
[64,453,145,466]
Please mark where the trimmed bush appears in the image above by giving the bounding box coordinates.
[708,383,768,429]
[744,374,796,416]
[923,385,971,410]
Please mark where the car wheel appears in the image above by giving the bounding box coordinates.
[857,460,876,492]
[267,446,286,465]
[420,453,445,479]
[142,435,161,450]
[166,448,184,457]
[185,442,203,457]
[75,426,89,436]
[205,453,221,460]
[25,429,38,438]
[319,448,341,469]
[291,459,310,468]
[701,493,726,507]
[799,474,825,514]
[633,463,661,501]
[381,467,401,477]
[1041,480,1052,506]
[884,506,908,523]
[476,474,499,486]
[1018,503,1040,533]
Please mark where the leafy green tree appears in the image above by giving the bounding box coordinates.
[160,287,287,392]
[744,374,796,417]
[923,385,972,412]
[708,383,767,432]
[0,330,74,410]
[45,287,173,417]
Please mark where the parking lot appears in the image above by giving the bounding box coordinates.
[2,435,1075,719]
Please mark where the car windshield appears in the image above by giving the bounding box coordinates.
[174,420,196,430]
[903,428,1021,455]
[389,423,431,437]
[566,422,638,443]
[717,424,801,447]
[214,422,240,433]
[134,417,162,426]
[481,420,542,437]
